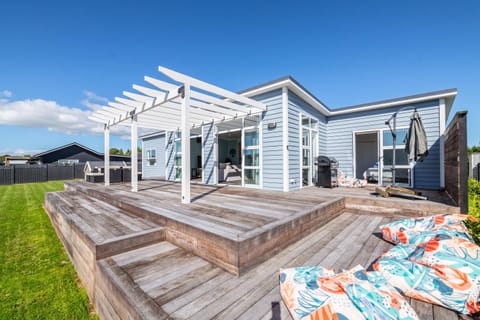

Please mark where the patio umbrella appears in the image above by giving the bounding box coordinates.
[405,110,428,162]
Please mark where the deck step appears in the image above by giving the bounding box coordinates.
[45,191,166,258]
[95,241,221,320]
[44,191,166,298]
[63,180,346,275]
[344,195,460,217]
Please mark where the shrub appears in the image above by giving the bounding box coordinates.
[466,178,480,245]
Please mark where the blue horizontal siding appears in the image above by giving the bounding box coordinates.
[326,100,441,189]
[288,91,328,190]
[142,134,165,179]
[251,89,283,191]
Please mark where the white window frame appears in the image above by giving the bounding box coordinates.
[242,115,263,188]
[380,127,413,187]
[299,113,319,188]
[145,148,157,166]
[174,131,182,181]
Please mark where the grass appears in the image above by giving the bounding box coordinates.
[0,181,97,320]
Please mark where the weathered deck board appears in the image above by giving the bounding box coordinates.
[104,211,467,320]
[49,180,465,320]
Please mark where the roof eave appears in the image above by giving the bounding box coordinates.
[330,89,458,116]
[240,77,331,115]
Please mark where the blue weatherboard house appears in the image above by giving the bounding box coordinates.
[140,76,456,192]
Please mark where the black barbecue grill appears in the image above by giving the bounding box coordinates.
[316,156,338,188]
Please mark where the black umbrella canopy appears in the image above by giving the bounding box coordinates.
[405,110,428,162]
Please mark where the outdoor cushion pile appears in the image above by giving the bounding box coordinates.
[280,213,480,319]
[337,169,368,188]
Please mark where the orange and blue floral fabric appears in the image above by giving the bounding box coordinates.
[337,169,368,188]
[280,265,419,320]
[379,214,472,245]
[373,236,480,314]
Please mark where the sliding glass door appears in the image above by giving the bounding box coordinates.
[301,115,318,187]
[243,127,260,187]
[381,128,412,187]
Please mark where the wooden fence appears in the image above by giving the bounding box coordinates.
[0,164,85,185]
[444,111,468,213]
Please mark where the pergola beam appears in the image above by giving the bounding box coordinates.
[134,84,239,117]
[90,66,267,205]
[159,65,266,111]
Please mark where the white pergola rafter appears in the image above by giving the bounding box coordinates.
[89,66,267,204]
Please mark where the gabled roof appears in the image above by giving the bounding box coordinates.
[33,142,131,159]
[33,142,102,158]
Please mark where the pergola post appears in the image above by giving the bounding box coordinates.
[181,84,191,204]
[104,124,110,186]
[131,114,138,192]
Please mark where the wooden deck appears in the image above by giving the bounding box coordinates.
[44,179,467,319]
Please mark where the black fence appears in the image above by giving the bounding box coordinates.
[0,164,85,185]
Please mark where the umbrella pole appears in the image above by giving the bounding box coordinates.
[392,114,396,186]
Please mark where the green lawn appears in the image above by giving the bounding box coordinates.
[0,181,97,320]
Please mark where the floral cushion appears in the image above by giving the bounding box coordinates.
[379,214,472,244]
[373,236,480,314]
[337,169,368,188]
[279,265,418,320]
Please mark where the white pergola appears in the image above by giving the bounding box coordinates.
[89,66,267,204]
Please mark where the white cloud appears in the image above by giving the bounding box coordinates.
[81,90,109,111]
[0,148,43,156]
[0,96,131,137]
[0,90,13,98]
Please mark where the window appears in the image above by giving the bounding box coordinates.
[174,132,182,180]
[382,128,412,186]
[301,115,319,186]
[243,128,260,186]
[58,159,79,166]
[146,149,156,166]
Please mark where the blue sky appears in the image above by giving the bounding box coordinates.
[0,0,479,155]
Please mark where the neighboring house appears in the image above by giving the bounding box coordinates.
[470,152,480,180]
[140,77,456,191]
[33,142,133,165]
[4,156,30,166]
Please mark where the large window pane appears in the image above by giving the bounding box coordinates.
[382,168,410,185]
[175,155,182,166]
[383,149,409,166]
[302,169,309,186]
[302,149,310,166]
[302,115,309,126]
[302,128,310,146]
[175,168,182,180]
[244,169,259,185]
[244,149,259,167]
[245,130,259,146]
[383,129,408,146]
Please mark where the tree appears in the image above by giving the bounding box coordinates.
[468,146,480,155]
[109,148,124,155]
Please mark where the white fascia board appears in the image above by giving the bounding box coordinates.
[241,78,457,118]
[140,131,165,139]
[331,91,458,116]
[241,79,331,115]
